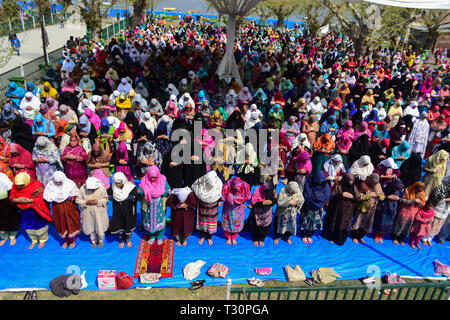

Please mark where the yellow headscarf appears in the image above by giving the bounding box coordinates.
[40,82,58,100]
[14,172,31,187]
[115,95,132,109]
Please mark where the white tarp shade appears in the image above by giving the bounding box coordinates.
[364,0,450,10]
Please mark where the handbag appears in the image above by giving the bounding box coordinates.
[207,263,229,279]
[285,265,306,282]
[434,260,450,277]
[255,268,272,276]
[116,271,134,290]
[383,271,405,294]
[139,273,161,284]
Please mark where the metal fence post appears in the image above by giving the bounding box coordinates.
[225,278,232,300]
[113,22,116,35]
[33,16,36,29]
[106,26,109,40]
[8,19,12,31]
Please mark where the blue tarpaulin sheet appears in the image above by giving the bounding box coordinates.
[0,181,449,291]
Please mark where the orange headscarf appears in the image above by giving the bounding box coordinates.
[313,133,335,152]
[403,181,426,207]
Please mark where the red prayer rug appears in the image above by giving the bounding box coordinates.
[133,237,174,279]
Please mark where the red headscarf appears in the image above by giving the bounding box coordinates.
[221,177,251,206]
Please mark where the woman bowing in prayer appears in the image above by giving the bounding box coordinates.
[299,171,331,244]
[408,111,430,159]
[43,171,80,249]
[139,165,170,246]
[274,181,305,245]
[250,181,277,247]
[87,143,111,190]
[311,133,335,172]
[351,173,385,244]
[9,172,52,249]
[191,171,223,246]
[349,155,375,185]
[323,154,346,188]
[391,140,411,168]
[108,172,138,248]
[221,177,252,245]
[0,173,19,246]
[166,185,197,247]
[112,141,134,182]
[32,137,62,186]
[322,173,360,246]
[9,143,36,180]
[392,182,426,246]
[76,177,109,249]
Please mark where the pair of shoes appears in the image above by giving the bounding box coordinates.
[304,278,315,286]
[360,276,376,284]
[189,280,206,290]
[24,291,32,300]
[248,278,264,287]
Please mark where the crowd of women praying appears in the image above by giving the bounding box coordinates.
[0,16,449,251]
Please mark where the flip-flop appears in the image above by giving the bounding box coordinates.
[189,280,205,290]
[304,278,315,286]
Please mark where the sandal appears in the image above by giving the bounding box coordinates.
[189,280,205,290]
[23,291,31,300]
[31,290,37,300]
[304,277,315,286]
[248,278,264,287]
[360,276,376,284]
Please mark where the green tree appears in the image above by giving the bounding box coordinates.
[299,0,333,37]
[255,0,300,28]
[421,9,450,51]
[1,0,20,20]
[130,0,162,29]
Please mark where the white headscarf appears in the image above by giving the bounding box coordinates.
[43,171,79,203]
[191,171,223,204]
[292,133,311,150]
[349,155,374,180]
[112,172,136,202]
[323,154,346,179]
[170,186,192,203]
[379,157,399,170]
[85,177,102,190]
[0,173,12,199]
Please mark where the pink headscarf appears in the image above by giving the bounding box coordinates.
[195,128,215,158]
[354,121,371,140]
[104,75,115,89]
[222,177,251,206]
[114,121,134,139]
[84,108,101,131]
[91,169,110,190]
[337,120,354,141]
[165,100,179,117]
[61,78,77,93]
[140,165,166,203]
[337,131,352,151]
[294,150,312,173]
[116,141,129,162]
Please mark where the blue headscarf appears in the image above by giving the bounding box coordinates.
[303,171,331,210]
[32,113,55,138]
[1,103,16,121]
[391,140,411,168]
[78,114,92,134]
[26,81,39,96]
[253,88,268,102]
[197,90,206,103]
[5,82,25,110]
[344,102,357,117]
[364,109,380,122]
[100,118,110,134]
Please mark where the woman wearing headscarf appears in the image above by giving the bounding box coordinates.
[59,104,78,125]
[311,133,335,172]
[281,116,300,147]
[372,121,389,143]
[166,185,197,247]
[112,141,134,182]
[388,119,407,152]
[32,137,62,186]
[1,103,17,124]
[353,121,371,141]
[139,165,170,245]
[422,150,449,199]
[387,100,403,128]
[299,171,331,244]
[426,176,450,245]
[234,140,257,184]
[32,113,56,139]
[250,181,277,247]
[107,172,138,248]
[337,120,355,141]
[322,173,360,246]
[137,141,163,177]
[392,181,426,246]
[351,173,385,244]
[191,171,223,246]
[221,177,252,245]
[5,82,26,110]
[268,104,284,130]
[77,114,97,153]
[349,155,375,184]
[10,172,52,249]
[372,178,405,243]
[302,113,320,148]
[319,115,339,138]
[408,111,430,159]
[40,82,59,101]
[323,154,346,188]
[43,171,80,249]
[9,143,36,180]
[0,136,13,181]
[76,177,109,248]
[348,133,371,165]
[61,134,88,189]
[20,92,41,126]
[87,143,111,190]
[274,181,305,245]
[0,173,19,246]
[97,117,115,156]
[391,140,411,168]
[83,108,101,132]
[153,120,172,160]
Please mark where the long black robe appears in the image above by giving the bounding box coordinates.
[11,116,34,153]
[107,186,138,236]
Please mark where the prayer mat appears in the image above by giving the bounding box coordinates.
[133,237,175,279]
